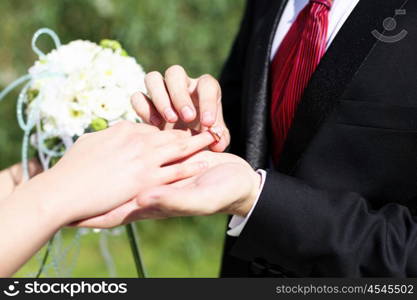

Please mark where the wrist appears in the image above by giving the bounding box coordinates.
[229,169,262,217]
[15,170,69,229]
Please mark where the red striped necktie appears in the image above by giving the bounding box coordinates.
[270,0,333,165]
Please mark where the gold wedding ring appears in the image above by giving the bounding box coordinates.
[209,126,223,142]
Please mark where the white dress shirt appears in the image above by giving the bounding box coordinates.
[227,0,360,237]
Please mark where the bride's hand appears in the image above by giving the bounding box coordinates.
[1,121,216,277]
[74,151,261,228]
[19,121,214,226]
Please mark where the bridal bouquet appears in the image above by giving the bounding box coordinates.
[0,28,146,277]
[27,33,146,167]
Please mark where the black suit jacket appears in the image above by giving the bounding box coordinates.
[219,0,417,277]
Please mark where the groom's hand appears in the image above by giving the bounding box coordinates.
[135,152,262,218]
[73,151,262,228]
[131,65,230,152]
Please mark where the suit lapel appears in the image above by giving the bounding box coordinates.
[277,0,408,174]
[243,0,287,169]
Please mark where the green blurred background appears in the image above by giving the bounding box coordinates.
[0,0,245,277]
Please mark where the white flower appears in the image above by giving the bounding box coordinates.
[26,39,146,140]
[84,86,130,121]
[29,40,101,76]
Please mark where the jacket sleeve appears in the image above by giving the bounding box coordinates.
[230,170,417,277]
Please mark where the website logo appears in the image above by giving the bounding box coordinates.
[3,281,20,297]
[372,9,408,43]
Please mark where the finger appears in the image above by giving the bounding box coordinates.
[131,92,164,127]
[167,176,195,188]
[210,137,229,152]
[72,200,140,228]
[136,185,213,216]
[158,160,208,184]
[164,65,196,122]
[145,71,178,123]
[156,131,215,164]
[109,120,159,133]
[209,125,230,152]
[148,129,191,147]
[197,74,221,127]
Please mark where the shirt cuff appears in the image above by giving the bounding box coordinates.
[227,169,267,237]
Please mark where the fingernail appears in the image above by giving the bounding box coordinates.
[164,108,178,122]
[150,114,162,126]
[202,111,214,125]
[181,106,195,121]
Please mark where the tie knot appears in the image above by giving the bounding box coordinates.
[310,0,333,9]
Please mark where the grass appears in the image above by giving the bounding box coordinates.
[15,216,228,278]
